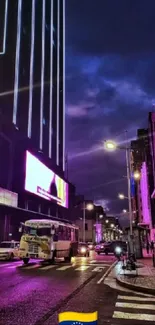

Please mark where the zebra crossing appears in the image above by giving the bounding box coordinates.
[0,260,108,273]
[113,294,155,322]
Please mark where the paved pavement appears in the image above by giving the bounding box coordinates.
[1,252,155,325]
[116,255,155,294]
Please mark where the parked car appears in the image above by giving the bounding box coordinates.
[95,240,127,255]
[0,241,20,260]
[78,243,90,257]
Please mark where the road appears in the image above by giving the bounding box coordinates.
[0,252,155,325]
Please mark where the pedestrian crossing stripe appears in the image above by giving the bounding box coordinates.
[113,311,155,321]
[116,302,155,310]
[75,266,90,271]
[118,295,155,302]
[57,265,72,271]
[113,295,155,322]
[39,265,56,270]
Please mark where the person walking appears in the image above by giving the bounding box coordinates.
[151,240,154,253]
[146,241,150,254]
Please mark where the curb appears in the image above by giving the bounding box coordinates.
[116,275,155,295]
[97,260,118,284]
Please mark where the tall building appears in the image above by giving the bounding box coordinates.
[0,1,76,241]
[0,0,65,172]
[131,125,155,240]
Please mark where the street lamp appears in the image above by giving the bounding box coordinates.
[86,203,94,211]
[104,132,134,254]
[118,193,125,200]
[104,140,117,151]
[105,219,109,223]
[110,223,114,228]
[133,171,140,180]
[123,209,127,213]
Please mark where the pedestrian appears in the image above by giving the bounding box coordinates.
[146,241,150,254]
[151,240,154,253]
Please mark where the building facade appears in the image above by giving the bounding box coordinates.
[131,124,155,240]
[0,0,65,173]
[0,1,76,240]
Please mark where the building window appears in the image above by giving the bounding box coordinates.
[85,223,88,231]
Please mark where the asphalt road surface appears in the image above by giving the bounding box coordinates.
[0,252,155,325]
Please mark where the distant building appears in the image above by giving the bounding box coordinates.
[131,121,155,240]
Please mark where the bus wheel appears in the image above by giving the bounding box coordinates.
[23,258,29,265]
[64,249,72,262]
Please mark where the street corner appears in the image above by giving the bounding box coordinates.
[116,273,155,295]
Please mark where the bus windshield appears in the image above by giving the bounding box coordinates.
[23,226,51,237]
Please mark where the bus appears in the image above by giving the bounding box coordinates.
[18,219,79,264]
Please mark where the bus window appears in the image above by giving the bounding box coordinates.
[71,229,74,241]
[75,229,78,241]
[58,226,63,240]
[66,227,71,240]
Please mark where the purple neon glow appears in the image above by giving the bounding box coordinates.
[25,151,68,208]
[95,223,102,243]
[140,162,151,226]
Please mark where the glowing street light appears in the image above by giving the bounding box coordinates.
[118,193,125,200]
[105,219,109,223]
[123,209,127,213]
[86,203,94,211]
[133,171,140,180]
[110,223,114,228]
[104,140,117,151]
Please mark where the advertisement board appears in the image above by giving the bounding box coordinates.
[0,187,18,207]
[25,151,68,208]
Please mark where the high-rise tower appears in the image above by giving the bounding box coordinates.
[0,0,65,172]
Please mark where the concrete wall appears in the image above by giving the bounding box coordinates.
[75,219,95,242]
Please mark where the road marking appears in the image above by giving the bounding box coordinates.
[57,265,72,271]
[116,302,155,310]
[118,295,155,302]
[97,260,117,284]
[113,311,155,321]
[75,266,90,271]
[89,263,110,267]
[40,265,56,270]
[23,264,40,269]
[92,266,105,272]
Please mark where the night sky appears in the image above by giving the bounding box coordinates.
[65,0,155,216]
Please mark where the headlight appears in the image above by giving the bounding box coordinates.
[81,247,86,253]
[115,247,122,254]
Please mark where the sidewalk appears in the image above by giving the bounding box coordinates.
[116,250,155,294]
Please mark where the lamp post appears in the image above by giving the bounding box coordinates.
[104,136,140,254]
[83,202,94,242]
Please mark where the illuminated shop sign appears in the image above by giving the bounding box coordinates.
[25,151,68,208]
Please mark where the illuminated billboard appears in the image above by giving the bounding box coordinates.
[25,151,68,208]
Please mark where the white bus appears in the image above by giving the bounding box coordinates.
[18,219,79,265]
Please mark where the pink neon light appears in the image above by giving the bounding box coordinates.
[95,223,102,243]
[140,162,151,226]
[25,151,68,208]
